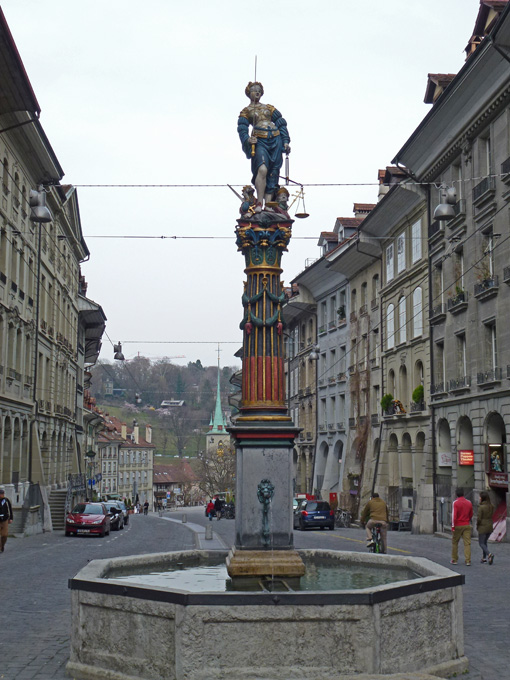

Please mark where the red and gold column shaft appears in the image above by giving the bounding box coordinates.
[235,218,292,422]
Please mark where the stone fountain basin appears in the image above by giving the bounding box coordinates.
[67,549,467,680]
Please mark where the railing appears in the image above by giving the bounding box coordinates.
[328,423,334,430]
[359,415,367,425]
[430,303,446,322]
[337,372,346,381]
[409,401,425,412]
[504,266,510,284]
[371,414,379,425]
[337,315,347,325]
[0,271,6,284]
[328,320,336,329]
[328,376,336,384]
[348,364,356,375]
[428,220,443,238]
[359,304,368,316]
[431,382,445,395]
[318,325,326,334]
[502,156,510,176]
[447,290,467,311]
[474,275,498,299]
[350,311,357,322]
[383,404,396,416]
[348,417,356,427]
[306,432,312,440]
[477,368,502,385]
[472,175,495,202]
[24,375,33,385]
[305,386,312,395]
[371,298,378,310]
[451,198,466,219]
[449,376,471,391]
[318,378,324,386]
[336,422,345,430]
[7,368,21,381]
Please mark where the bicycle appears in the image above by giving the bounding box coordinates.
[368,523,383,553]
[335,508,351,528]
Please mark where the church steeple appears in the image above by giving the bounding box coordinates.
[210,351,227,434]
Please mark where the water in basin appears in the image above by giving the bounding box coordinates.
[106,557,420,592]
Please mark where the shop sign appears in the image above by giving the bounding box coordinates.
[438,451,452,467]
[488,471,508,489]
[458,450,474,466]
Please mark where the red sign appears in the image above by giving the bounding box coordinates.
[329,492,338,506]
[488,472,508,489]
[458,450,474,466]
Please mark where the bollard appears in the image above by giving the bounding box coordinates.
[182,514,187,523]
[205,524,213,540]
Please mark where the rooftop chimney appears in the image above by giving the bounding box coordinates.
[133,425,140,445]
[145,424,152,444]
[121,423,127,440]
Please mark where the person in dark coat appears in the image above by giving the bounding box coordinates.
[476,491,494,564]
[0,488,13,553]
[214,496,223,520]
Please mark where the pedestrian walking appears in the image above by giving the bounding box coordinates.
[451,487,473,566]
[206,500,215,521]
[143,500,149,516]
[476,491,495,564]
[0,487,13,553]
[214,496,223,520]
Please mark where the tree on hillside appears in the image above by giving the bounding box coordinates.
[196,441,236,498]
[164,407,193,457]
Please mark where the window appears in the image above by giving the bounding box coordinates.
[397,232,406,273]
[398,296,406,344]
[371,274,379,304]
[452,162,463,200]
[386,244,394,282]
[483,231,495,277]
[411,220,421,263]
[456,333,467,377]
[413,287,423,337]
[484,321,497,370]
[453,249,464,289]
[433,264,443,302]
[434,342,445,387]
[360,281,367,308]
[387,304,395,349]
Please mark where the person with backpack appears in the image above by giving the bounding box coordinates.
[451,487,473,566]
[0,488,13,553]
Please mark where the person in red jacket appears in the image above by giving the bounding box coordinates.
[451,487,473,566]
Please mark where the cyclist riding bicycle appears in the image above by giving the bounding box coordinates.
[361,492,389,554]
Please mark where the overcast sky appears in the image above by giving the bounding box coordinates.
[2,0,480,368]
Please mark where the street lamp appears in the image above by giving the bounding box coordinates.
[85,448,96,498]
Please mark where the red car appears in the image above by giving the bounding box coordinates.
[65,502,111,537]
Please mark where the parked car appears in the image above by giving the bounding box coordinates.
[65,503,111,537]
[294,500,335,531]
[103,502,125,531]
[111,500,129,526]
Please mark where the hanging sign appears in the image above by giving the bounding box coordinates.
[458,450,474,466]
[438,451,452,467]
[488,471,508,489]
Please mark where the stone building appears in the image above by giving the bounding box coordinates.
[0,10,105,533]
[393,1,510,533]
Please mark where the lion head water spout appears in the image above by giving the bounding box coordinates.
[257,479,274,548]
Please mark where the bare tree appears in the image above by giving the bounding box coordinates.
[195,442,236,499]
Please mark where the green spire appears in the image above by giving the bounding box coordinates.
[210,357,226,433]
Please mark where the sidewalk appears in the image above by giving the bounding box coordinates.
[159,512,230,550]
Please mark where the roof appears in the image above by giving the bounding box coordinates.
[153,462,198,484]
[210,363,227,434]
[335,217,363,228]
[102,414,155,448]
[353,203,376,213]
[0,8,40,115]
[424,74,457,104]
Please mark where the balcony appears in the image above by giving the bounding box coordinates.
[359,304,368,317]
[502,155,510,181]
[359,415,367,426]
[474,275,499,301]
[349,311,357,322]
[328,376,336,384]
[429,303,446,324]
[449,376,471,392]
[305,386,312,396]
[0,271,6,284]
[6,368,21,382]
[371,413,379,426]
[348,364,356,375]
[504,266,510,284]
[477,368,502,386]
[318,325,326,335]
[336,422,345,431]
[328,423,335,431]
[446,199,466,230]
[428,220,444,243]
[337,372,347,382]
[319,423,327,433]
[472,176,496,207]
[306,432,313,441]
[371,297,378,311]
[348,417,356,428]
[370,357,380,370]
[409,401,425,413]
[431,382,447,396]
[447,290,468,314]
[318,378,325,387]
[328,320,336,330]
[299,433,305,441]
[383,404,396,417]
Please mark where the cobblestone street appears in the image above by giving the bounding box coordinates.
[1,508,508,679]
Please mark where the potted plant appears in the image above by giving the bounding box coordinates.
[412,385,424,404]
[337,305,346,320]
[380,393,394,413]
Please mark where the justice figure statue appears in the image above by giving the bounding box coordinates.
[237,82,291,211]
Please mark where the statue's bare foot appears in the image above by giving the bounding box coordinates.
[255,203,263,213]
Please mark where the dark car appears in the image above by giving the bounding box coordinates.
[111,500,129,526]
[103,502,125,531]
[65,502,111,537]
[294,501,335,531]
